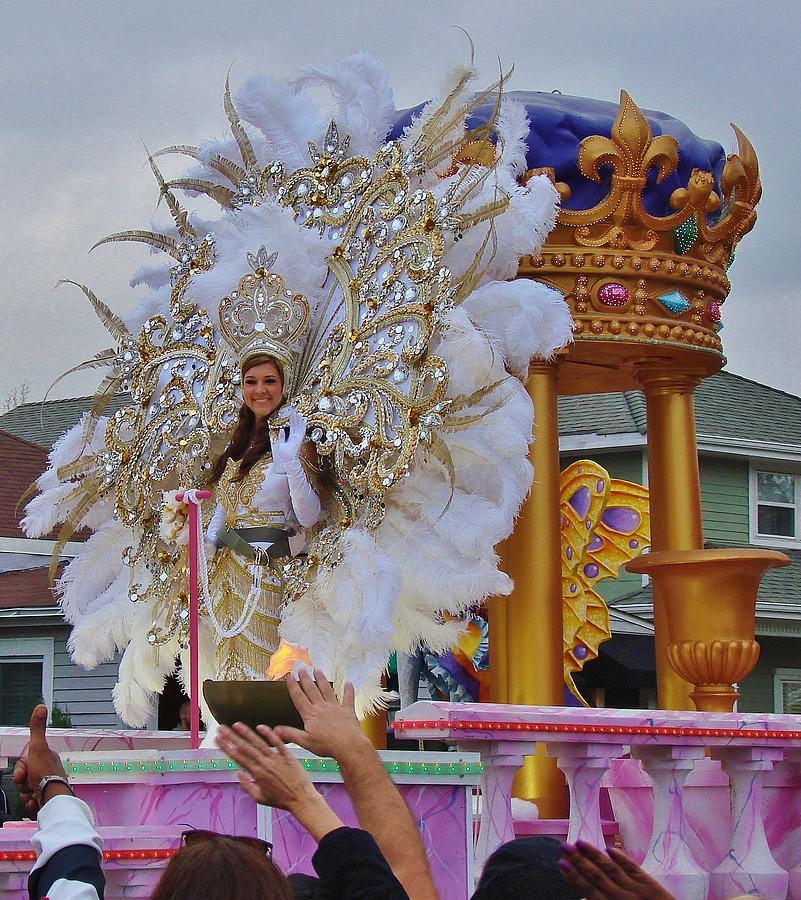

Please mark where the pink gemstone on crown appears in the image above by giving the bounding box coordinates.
[597,282,629,307]
[708,301,722,322]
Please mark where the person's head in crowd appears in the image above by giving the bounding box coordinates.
[177,700,191,732]
[151,835,292,900]
[472,836,583,900]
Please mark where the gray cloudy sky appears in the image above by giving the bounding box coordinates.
[1,0,799,406]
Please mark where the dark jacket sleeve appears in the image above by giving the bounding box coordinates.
[28,795,104,900]
[28,845,105,899]
[312,826,409,899]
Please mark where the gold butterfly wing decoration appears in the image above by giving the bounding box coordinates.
[560,460,651,704]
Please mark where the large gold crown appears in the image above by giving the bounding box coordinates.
[218,246,311,393]
[519,91,761,394]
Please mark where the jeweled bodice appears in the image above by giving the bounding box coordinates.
[217,456,286,528]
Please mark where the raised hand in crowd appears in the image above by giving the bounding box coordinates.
[558,840,675,900]
[216,723,344,843]
[217,715,409,899]
[219,670,438,900]
[15,705,106,900]
[279,670,438,900]
[13,704,72,816]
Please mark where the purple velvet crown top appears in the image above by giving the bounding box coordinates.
[391,91,727,220]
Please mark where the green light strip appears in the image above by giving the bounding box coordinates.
[63,758,483,778]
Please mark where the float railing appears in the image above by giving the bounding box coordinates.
[395,700,801,900]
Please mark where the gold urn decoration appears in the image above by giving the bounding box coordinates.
[627,549,791,712]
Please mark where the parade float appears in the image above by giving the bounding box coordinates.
[6,55,795,899]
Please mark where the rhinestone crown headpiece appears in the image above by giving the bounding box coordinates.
[218,246,311,392]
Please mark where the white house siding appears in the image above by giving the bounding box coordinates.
[0,623,126,728]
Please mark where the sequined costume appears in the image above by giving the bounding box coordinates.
[25,52,574,724]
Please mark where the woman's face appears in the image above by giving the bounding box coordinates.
[242,360,283,422]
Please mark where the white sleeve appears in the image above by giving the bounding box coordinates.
[29,794,103,900]
[284,459,321,528]
[206,501,225,547]
[253,462,321,530]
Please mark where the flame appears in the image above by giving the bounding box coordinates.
[266,640,312,680]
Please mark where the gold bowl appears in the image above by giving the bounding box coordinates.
[203,680,304,731]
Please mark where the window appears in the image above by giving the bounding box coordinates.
[0,639,53,726]
[775,669,801,714]
[751,470,801,545]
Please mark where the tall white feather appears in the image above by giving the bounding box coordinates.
[496,98,531,178]
[236,74,326,171]
[56,521,130,625]
[292,52,395,158]
[68,570,135,668]
[400,63,476,154]
[112,603,179,727]
[464,279,574,377]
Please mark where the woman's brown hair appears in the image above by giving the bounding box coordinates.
[151,838,293,900]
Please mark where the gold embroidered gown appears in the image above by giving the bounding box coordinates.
[206,454,318,680]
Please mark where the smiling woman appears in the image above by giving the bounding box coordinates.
[243,360,284,422]
[203,352,321,690]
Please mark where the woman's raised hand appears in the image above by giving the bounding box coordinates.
[271,413,307,473]
[272,411,321,527]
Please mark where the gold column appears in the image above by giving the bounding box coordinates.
[635,365,706,710]
[504,360,567,815]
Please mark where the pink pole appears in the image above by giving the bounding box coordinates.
[177,489,211,750]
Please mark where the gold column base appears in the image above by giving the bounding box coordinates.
[667,638,760,713]
[689,684,741,713]
[360,709,388,749]
[513,748,566,818]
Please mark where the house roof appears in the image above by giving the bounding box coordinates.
[612,543,801,623]
[558,370,801,449]
[2,370,797,453]
[694,372,801,447]
[0,395,130,450]
[0,566,60,609]
[0,430,49,539]
[558,390,646,437]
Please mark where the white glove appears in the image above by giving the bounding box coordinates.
[270,414,321,528]
[206,502,225,549]
[271,413,307,474]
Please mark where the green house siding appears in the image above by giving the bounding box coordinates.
[699,457,750,543]
[738,635,801,713]
[560,450,645,602]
